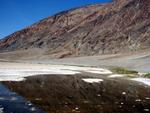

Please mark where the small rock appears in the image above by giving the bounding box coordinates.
[121,102,124,105]
[145,97,150,100]
[75,107,79,110]
[122,92,126,95]
[97,94,101,97]
[30,107,36,111]
[144,109,149,112]
[135,99,141,102]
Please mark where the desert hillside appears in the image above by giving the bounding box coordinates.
[0,0,149,59]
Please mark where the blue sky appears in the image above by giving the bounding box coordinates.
[0,0,112,39]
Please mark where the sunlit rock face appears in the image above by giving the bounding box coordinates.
[0,0,150,59]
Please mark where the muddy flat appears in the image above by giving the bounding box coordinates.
[2,74,150,113]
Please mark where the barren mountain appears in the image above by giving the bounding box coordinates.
[0,0,150,59]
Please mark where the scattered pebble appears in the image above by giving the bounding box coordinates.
[135,99,141,102]
[26,102,32,106]
[144,109,149,112]
[121,102,124,105]
[145,97,150,100]
[97,94,101,97]
[75,107,79,110]
[122,92,126,95]
[30,107,36,111]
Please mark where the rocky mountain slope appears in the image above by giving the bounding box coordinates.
[0,0,150,59]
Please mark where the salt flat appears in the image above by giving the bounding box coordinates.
[0,61,112,81]
[0,60,150,86]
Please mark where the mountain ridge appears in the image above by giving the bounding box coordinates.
[0,0,149,59]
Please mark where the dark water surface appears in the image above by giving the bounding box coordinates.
[2,74,150,113]
[0,83,45,113]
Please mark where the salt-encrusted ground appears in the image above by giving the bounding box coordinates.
[0,61,150,86]
[0,61,150,113]
[0,61,112,81]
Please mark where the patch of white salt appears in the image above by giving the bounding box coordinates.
[82,78,103,83]
[0,62,112,81]
[108,74,125,78]
[0,68,80,81]
[138,72,146,76]
[131,78,150,86]
[59,66,112,74]
[86,69,112,74]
